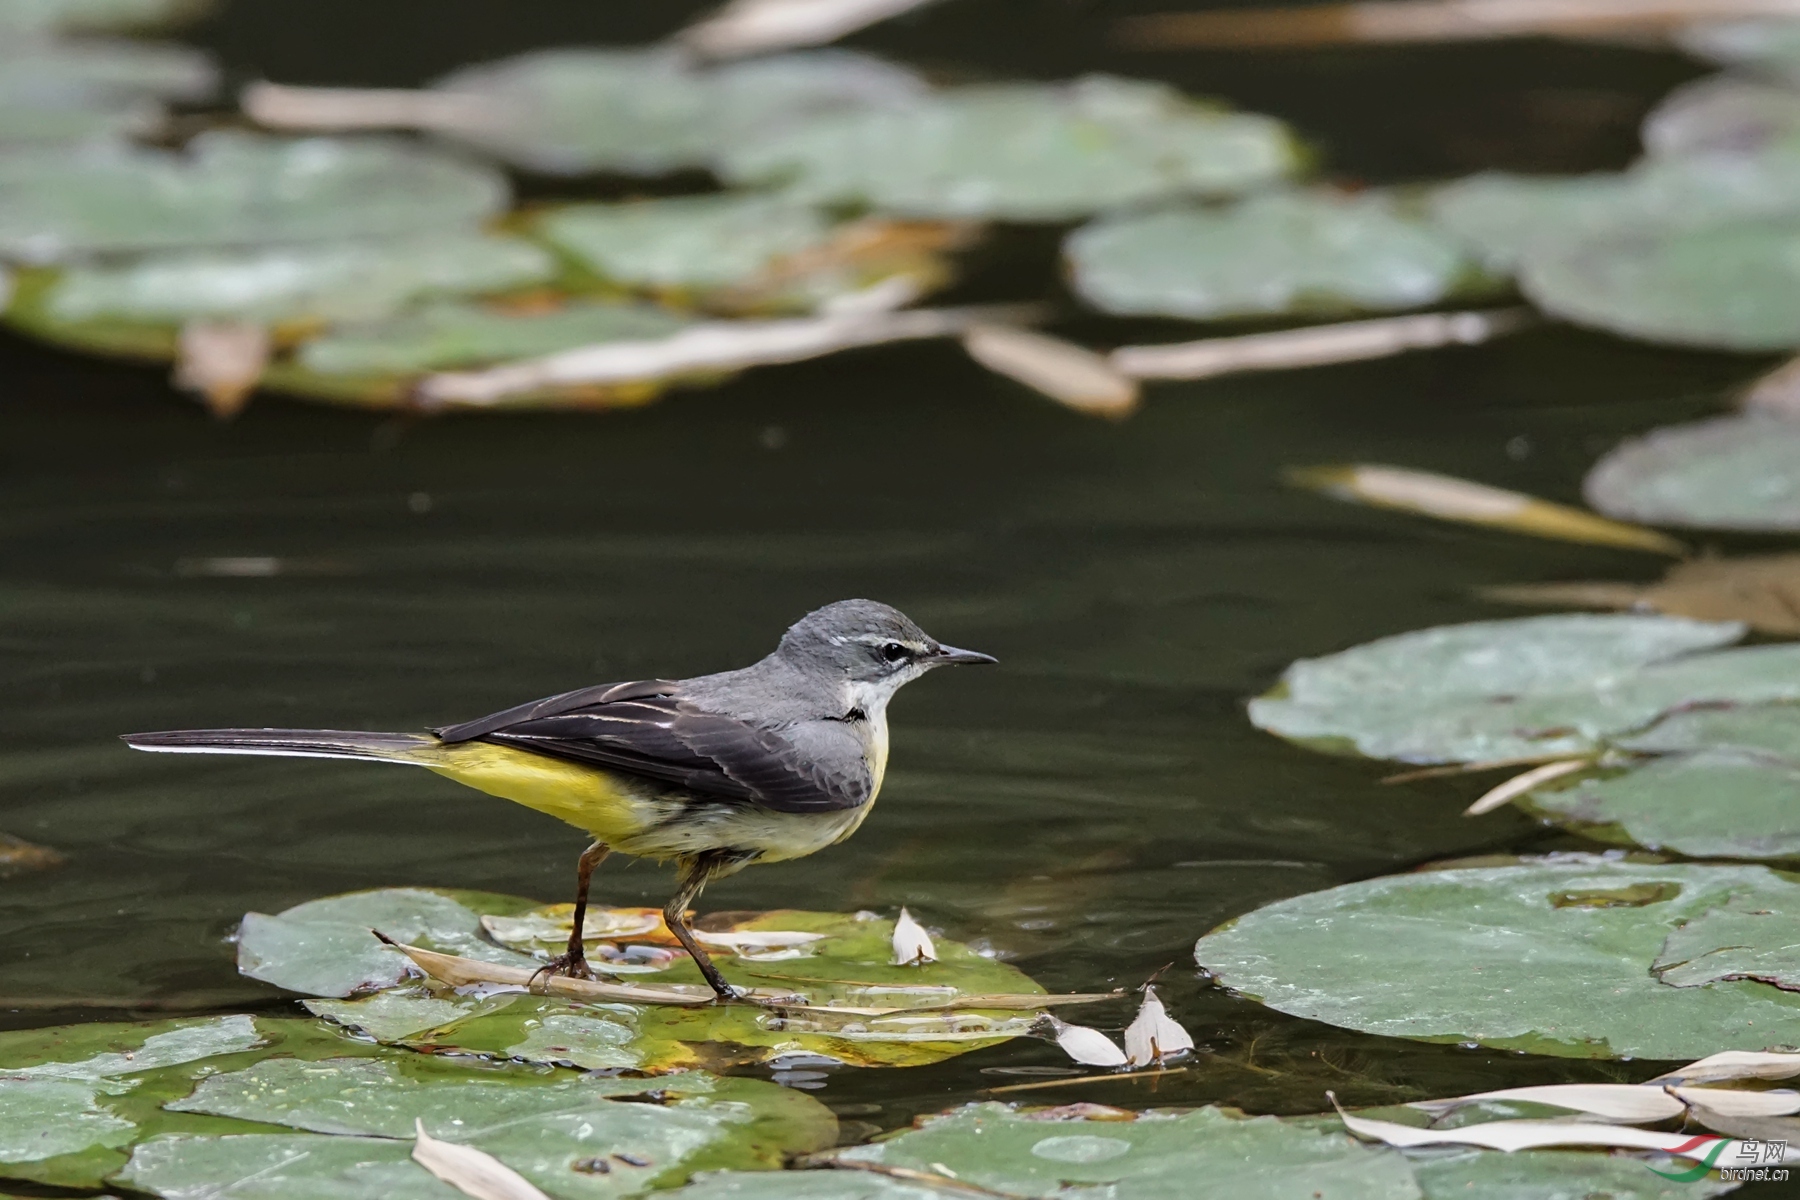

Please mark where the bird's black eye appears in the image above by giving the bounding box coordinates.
[881,642,910,663]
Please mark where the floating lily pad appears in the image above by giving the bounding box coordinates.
[832,1103,1419,1199]
[1642,74,1800,158]
[295,299,691,375]
[118,1134,458,1200]
[1584,415,1800,532]
[39,234,555,324]
[1679,19,1800,85]
[257,887,1045,1071]
[537,195,829,291]
[722,74,1296,220]
[432,48,924,176]
[160,1055,834,1193]
[0,0,211,34]
[236,887,540,998]
[1520,216,1800,351]
[1065,191,1481,320]
[0,39,216,147]
[0,132,509,261]
[1527,748,1800,860]
[1654,894,1800,990]
[1249,613,1800,764]
[1426,151,1800,271]
[1193,858,1800,1059]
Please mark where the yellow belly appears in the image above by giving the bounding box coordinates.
[423,740,876,865]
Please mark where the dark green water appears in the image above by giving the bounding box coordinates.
[0,0,1787,1176]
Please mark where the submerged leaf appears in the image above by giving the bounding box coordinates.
[1067,191,1479,320]
[1585,414,1800,531]
[1288,463,1684,555]
[1194,859,1800,1059]
[722,74,1296,220]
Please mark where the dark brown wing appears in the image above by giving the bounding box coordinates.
[435,683,868,814]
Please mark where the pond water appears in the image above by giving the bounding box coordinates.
[0,0,1783,1161]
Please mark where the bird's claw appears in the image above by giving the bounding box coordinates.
[529,951,598,990]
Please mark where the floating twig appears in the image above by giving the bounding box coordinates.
[983,1066,1191,1095]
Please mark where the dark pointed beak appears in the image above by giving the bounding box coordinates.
[933,644,998,665]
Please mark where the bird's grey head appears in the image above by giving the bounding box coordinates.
[775,600,996,693]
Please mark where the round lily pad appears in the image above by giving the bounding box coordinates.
[1584,415,1800,532]
[1642,74,1800,159]
[0,132,509,261]
[722,74,1297,221]
[1519,216,1800,351]
[535,194,830,291]
[0,39,216,147]
[432,48,924,176]
[1193,858,1800,1059]
[39,233,556,324]
[0,0,210,34]
[1065,191,1479,320]
[295,299,691,376]
[249,888,1047,1071]
[1249,612,1800,764]
[1426,151,1800,271]
[1679,19,1800,84]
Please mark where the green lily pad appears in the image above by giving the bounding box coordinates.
[432,48,924,176]
[1065,191,1480,320]
[0,1016,396,1188]
[39,233,555,324]
[263,888,1046,1071]
[118,1134,459,1200]
[1193,858,1800,1059]
[722,74,1296,221]
[295,298,691,375]
[161,1055,835,1194]
[1248,613,1800,764]
[1642,75,1800,159]
[0,0,210,34]
[0,132,509,261]
[1654,894,1800,989]
[1528,748,1800,860]
[0,39,216,147]
[237,887,540,998]
[1520,216,1800,351]
[535,195,830,292]
[1584,415,1800,532]
[833,1103,1421,1199]
[1426,150,1800,271]
[1679,19,1800,84]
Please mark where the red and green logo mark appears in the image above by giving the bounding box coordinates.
[1647,1137,1730,1182]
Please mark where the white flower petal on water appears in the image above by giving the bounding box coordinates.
[411,1118,550,1200]
[1039,1015,1128,1067]
[1122,985,1195,1067]
[892,907,937,965]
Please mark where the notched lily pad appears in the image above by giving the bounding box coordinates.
[1656,895,1800,990]
[722,74,1297,220]
[1193,859,1800,1059]
[1249,612,1800,764]
[270,889,1046,1071]
[1066,191,1482,320]
[1584,415,1800,532]
[0,131,509,261]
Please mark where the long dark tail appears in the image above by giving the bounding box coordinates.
[122,728,441,765]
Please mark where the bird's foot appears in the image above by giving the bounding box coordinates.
[707,982,749,1003]
[529,950,598,990]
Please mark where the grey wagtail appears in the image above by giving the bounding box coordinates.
[123,599,995,1000]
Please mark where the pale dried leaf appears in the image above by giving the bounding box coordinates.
[412,1118,551,1200]
[1410,1082,1685,1122]
[242,81,496,133]
[1117,0,1800,49]
[892,907,938,965]
[173,320,270,419]
[1483,553,1800,636]
[1122,985,1195,1067]
[1670,1085,1800,1117]
[1288,463,1687,555]
[1334,1096,1789,1161]
[694,928,829,950]
[963,325,1139,418]
[1039,1015,1128,1067]
[682,0,942,58]
[1654,1049,1800,1085]
[1464,758,1589,816]
[1744,355,1800,418]
[1110,309,1529,380]
[419,306,1037,406]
